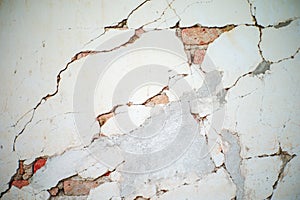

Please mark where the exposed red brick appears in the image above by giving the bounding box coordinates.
[49,187,59,196]
[63,180,100,196]
[33,158,47,173]
[181,26,233,45]
[193,49,206,64]
[12,180,29,189]
[19,161,24,175]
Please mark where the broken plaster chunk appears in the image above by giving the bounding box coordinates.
[87,182,120,200]
[202,25,261,88]
[14,56,83,158]
[261,19,300,62]
[224,75,279,158]
[30,149,104,192]
[210,144,225,167]
[205,125,225,167]
[171,0,253,27]
[272,156,300,200]
[241,156,282,200]
[189,97,213,117]
[93,32,188,115]
[78,163,108,180]
[261,55,300,155]
[1,186,50,200]
[0,151,19,194]
[250,0,300,26]
[100,115,125,136]
[0,0,104,132]
[221,130,244,200]
[154,168,236,200]
[119,134,214,199]
[168,64,205,93]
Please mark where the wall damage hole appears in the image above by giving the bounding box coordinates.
[252,60,271,75]
[47,174,112,197]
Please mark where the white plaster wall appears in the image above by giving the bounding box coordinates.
[0,0,299,199]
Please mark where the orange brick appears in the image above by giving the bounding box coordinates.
[63,180,100,196]
[12,180,29,189]
[33,158,47,173]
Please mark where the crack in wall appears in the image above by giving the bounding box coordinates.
[84,0,150,46]
[221,129,245,200]
[95,85,169,128]
[12,50,98,151]
[6,2,300,199]
[244,144,296,161]
[12,28,147,152]
[246,0,300,68]
[266,148,296,200]
[141,0,177,29]
[0,157,47,198]
[246,0,267,64]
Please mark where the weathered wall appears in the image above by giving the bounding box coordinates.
[0,0,299,199]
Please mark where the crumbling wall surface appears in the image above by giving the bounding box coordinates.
[0,0,299,199]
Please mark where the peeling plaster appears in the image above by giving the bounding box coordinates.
[1,0,300,199]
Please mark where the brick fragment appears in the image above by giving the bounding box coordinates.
[49,187,59,196]
[63,180,101,196]
[181,26,231,45]
[11,180,29,189]
[193,49,206,64]
[33,158,47,173]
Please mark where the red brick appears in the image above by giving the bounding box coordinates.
[12,180,29,189]
[181,27,224,45]
[193,49,206,64]
[19,161,24,175]
[49,187,59,196]
[63,180,100,196]
[33,158,47,173]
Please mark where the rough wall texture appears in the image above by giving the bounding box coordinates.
[0,0,300,199]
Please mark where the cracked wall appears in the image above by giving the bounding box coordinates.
[0,0,300,199]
